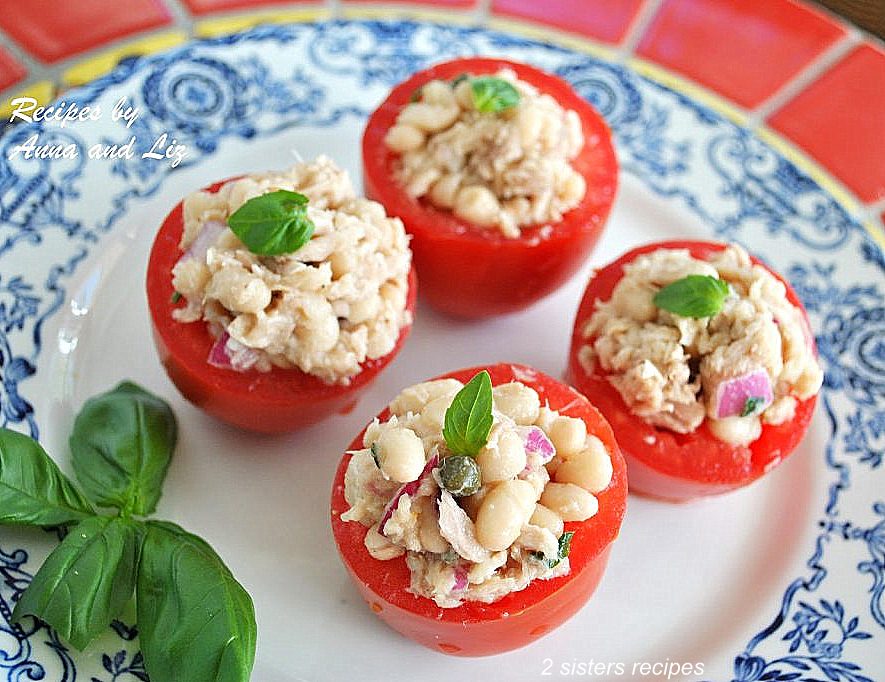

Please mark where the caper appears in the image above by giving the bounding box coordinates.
[439,454,481,497]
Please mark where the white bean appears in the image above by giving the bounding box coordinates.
[207,268,271,314]
[421,80,456,106]
[388,378,463,416]
[476,430,527,483]
[398,102,460,133]
[709,415,762,447]
[475,480,536,551]
[530,503,564,538]
[376,427,426,483]
[493,382,541,425]
[453,185,500,227]
[384,123,425,152]
[364,523,404,560]
[540,482,598,522]
[428,173,462,209]
[554,435,613,493]
[547,416,587,457]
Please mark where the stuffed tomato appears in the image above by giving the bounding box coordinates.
[362,57,618,318]
[146,157,416,433]
[567,240,823,501]
[330,363,627,656]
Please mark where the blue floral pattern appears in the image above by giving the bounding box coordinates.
[0,19,882,681]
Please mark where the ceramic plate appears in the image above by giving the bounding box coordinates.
[0,19,883,682]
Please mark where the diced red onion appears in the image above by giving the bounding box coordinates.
[379,451,439,533]
[207,331,233,368]
[176,219,226,267]
[207,331,258,371]
[713,369,774,418]
[519,425,555,463]
[453,566,468,591]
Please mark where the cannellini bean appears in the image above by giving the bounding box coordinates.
[376,427,426,483]
[476,430,527,483]
[415,496,449,553]
[454,185,500,227]
[475,480,537,551]
[454,79,474,109]
[516,104,543,147]
[558,170,586,205]
[364,523,404,560]
[611,276,657,323]
[329,250,356,279]
[540,482,598,522]
[708,415,762,447]
[206,268,271,314]
[348,295,380,325]
[493,382,541,425]
[388,378,463,415]
[421,80,456,106]
[530,503,564,538]
[398,102,460,133]
[547,416,587,457]
[554,436,613,493]
[384,124,425,152]
[418,394,452,435]
[428,173,462,209]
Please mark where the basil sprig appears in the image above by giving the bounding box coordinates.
[227,189,315,256]
[471,77,521,114]
[0,429,95,526]
[443,370,494,457]
[653,275,729,318]
[0,381,256,682]
[70,381,176,516]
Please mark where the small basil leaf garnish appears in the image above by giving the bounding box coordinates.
[741,396,766,417]
[137,521,256,682]
[443,370,494,457]
[227,189,315,256]
[653,275,729,318]
[70,381,177,517]
[12,515,141,650]
[471,77,521,114]
[0,428,95,527]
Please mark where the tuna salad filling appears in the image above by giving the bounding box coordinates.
[384,69,586,238]
[341,373,614,608]
[579,245,824,446]
[171,156,412,384]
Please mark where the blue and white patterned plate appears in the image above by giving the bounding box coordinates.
[1,20,883,682]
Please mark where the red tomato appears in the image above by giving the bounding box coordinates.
[362,58,618,318]
[567,240,818,501]
[146,182,417,434]
[330,363,627,656]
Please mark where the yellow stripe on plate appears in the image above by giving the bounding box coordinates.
[487,17,616,61]
[341,5,474,25]
[63,31,188,87]
[195,7,330,38]
[1,81,56,120]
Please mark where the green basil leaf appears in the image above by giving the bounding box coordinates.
[741,396,766,417]
[653,275,729,318]
[137,521,256,682]
[12,516,141,650]
[547,531,575,569]
[443,370,493,456]
[471,77,521,114]
[0,428,95,526]
[227,189,315,256]
[70,381,177,516]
